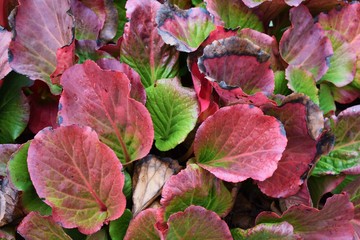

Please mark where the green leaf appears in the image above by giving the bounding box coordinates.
[231,222,297,240]
[146,78,199,151]
[109,209,132,240]
[7,142,52,215]
[312,106,360,176]
[123,170,132,199]
[319,84,335,115]
[0,72,31,143]
[114,0,127,40]
[286,66,319,105]
[274,70,291,95]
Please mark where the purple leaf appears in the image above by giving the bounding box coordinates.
[279,5,333,81]
[194,104,287,183]
[0,28,11,79]
[8,0,73,93]
[27,125,126,234]
[59,60,154,163]
[256,193,355,239]
[156,5,216,52]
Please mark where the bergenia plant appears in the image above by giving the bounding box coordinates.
[1,0,360,239]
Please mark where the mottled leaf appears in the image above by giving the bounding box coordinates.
[146,78,199,151]
[75,40,112,64]
[59,60,154,163]
[17,212,71,240]
[27,125,126,234]
[231,222,298,240]
[258,95,322,198]
[156,5,215,52]
[120,0,179,88]
[194,104,287,183]
[286,65,319,105]
[313,105,360,176]
[161,164,233,220]
[198,36,274,95]
[9,0,73,94]
[124,208,161,240]
[132,155,181,216]
[204,0,263,31]
[166,206,232,240]
[8,142,51,215]
[0,28,11,79]
[256,193,354,239]
[279,5,333,81]
[109,209,132,240]
[0,72,31,143]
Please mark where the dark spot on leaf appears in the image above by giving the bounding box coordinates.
[57,116,63,125]
[8,50,14,62]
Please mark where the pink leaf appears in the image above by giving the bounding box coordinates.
[258,95,322,198]
[279,5,333,81]
[166,206,232,240]
[27,125,126,234]
[0,28,11,79]
[50,41,76,86]
[256,193,355,239]
[17,212,72,240]
[8,0,73,93]
[59,60,154,163]
[194,104,287,183]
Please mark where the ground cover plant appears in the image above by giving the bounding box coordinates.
[1,0,360,239]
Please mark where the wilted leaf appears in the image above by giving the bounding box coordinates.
[161,164,233,220]
[256,193,354,239]
[204,0,263,31]
[0,28,11,79]
[8,0,73,94]
[17,212,72,240]
[27,125,126,234]
[194,104,287,183]
[313,105,360,176]
[109,209,132,240]
[198,36,274,95]
[132,155,181,216]
[279,5,333,81]
[59,60,154,163]
[166,206,232,240]
[258,95,322,198]
[156,5,215,52]
[120,0,179,88]
[146,78,199,151]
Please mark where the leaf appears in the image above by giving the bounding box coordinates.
[161,164,233,220]
[198,36,274,95]
[274,71,291,95]
[279,5,333,81]
[231,222,298,240]
[120,0,179,88]
[124,208,162,240]
[312,105,360,176]
[156,5,215,52]
[286,66,319,105]
[113,0,127,40]
[168,0,192,9]
[258,95,322,198]
[204,0,263,31]
[241,0,304,8]
[8,142,51,215]
[17,212,72,240]
[331,84,360,104]
[0,144,20,176]
[256,193,355,239]
[86,229,109,240]
[96,58,146,105]
[75,40,113,64]
[109,209,132,240]
[319,84,335,115]
[146,78,199,151]
[281,181,312,210]
[50,41,76,85]
[194,104,287,183]
[166,206,232,240]
[59,60,154,163]
[0,28,11,79]
[8,0,73,94]
[342,177,360,238]
[132,155,181,216]
[0,72,31,143]
[27,125,126,234]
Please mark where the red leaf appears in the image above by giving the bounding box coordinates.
[50,41,76,85]
[258,95,322,198]
[194,104,287,183]
[0,28,11,79]
[59,60,154,163]
[8,0,73,93]
[279,5,333,81]
[27,125,126,234]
